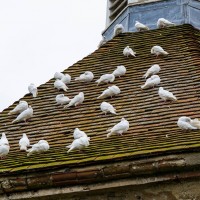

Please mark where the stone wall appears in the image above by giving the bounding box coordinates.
[16,177,200,200]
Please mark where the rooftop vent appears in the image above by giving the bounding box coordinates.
[107,0,128,25]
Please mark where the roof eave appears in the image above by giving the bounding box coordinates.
[1,152,200,199]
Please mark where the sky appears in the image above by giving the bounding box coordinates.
[0,0,107,111]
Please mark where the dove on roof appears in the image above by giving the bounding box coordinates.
[112,66,126,77]
[113,24,124,37]
[54,80,68,92]
[8,101,28,115]
[26,140,49,157]
[73,128,88,139]
[12,106,33,123]
[0,133,9,145]
[61,74,71,85]
[66,136,90,153]
[75,71,94,82]
[100,102,117,115]
[107,118,129,138]
[28,83,38,98]
[95,74,115,85]
[64,92,84,108]
[135,21,149,32]
[55,94,71,105]
[151,45,169,57]
[97,85,120,99]
[98,36,107,48]
[158,87,177,102]
[0,144,10,159]
[157,18,175,28]
[54,72,64,80]
[141,75,160,89]
[177,117,197,130]
[123,46,136,57]
[19,133,30,151]
[143,64,160,79]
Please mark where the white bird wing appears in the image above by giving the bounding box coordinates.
[178,121,197,130]
[190,119,200,129]
[13,108,33,123]
[0,133,9,145]
[61,74,71,84]
[19,136,30,146]
[161,89,176,100]
[112,121,128,133]
[0,145,9,157]
[9,102,28,114]
[73,129,87,139]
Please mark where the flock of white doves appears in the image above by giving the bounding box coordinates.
[0,18,200,159]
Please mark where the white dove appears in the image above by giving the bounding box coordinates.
[143,64,160,79]
[0,144,10,159]
[123,46,136,57]
[75,71,94,82]
[95,74,115,85]
[54,72,64,80]
[73,128,88,139]
[151,46,168,57]
[12,106,33,123]
[177,117,197,130]
[64,92,84,108]
[113,24,124,37]
[107,118,129,138]
[112,66,126,77]
[157,18,175,28]
[100,102,117,115]
[8,101,28,115]
[135,21,149,32]
[26,140,49,156]
[191,118,200,129]
[97,85,121,99]
[56,94,71,105]
[98,36,107,48]
[141,75,160,89]
[158,87,177,102]
[0,133,9,146]
[67,136,90,153]
[61,74,71,85]
[28,83,38,97]
[54,80,68,92]
[19,133,30,151]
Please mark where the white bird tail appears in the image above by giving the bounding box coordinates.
[67,146,74,153]
[110,109,117,115]
[12,119,18,124]
[75,77,80,81]
[130,52,136,57]
[143,72,149,79]
[26,149,32,157]
[33,90,37,97]
[20,145,27,151]
[8,110,14,115]
[162,50,169,56]
[107,132,112,138]
[97,94,103,99]
[95,79,100,86]
[141,84,146,89]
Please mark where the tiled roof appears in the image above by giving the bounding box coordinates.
[0,24,200,175]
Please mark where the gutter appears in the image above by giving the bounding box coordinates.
[1,152,200,199]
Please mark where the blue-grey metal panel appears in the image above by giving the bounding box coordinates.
[103,0,200,40]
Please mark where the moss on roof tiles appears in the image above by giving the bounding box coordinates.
[0,24,200,174]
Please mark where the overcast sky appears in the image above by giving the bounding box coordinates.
[0,0,107,111]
